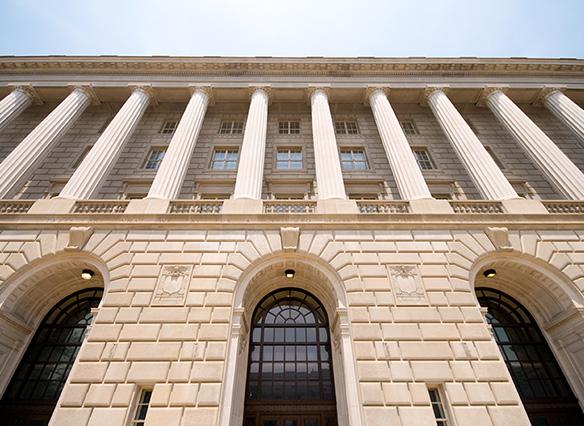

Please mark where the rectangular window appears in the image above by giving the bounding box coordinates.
[279,121,300,134]
[72,145,93,168]
[400,119,419,135]
[131,389,152,425]
[429,388,449,426]
[334,121,359,135]
[484,146,504,169]
[413,148,435,170]
[160,120,177,135]
[219,120,244,135]
[143,148,167,170]
[211,148,239,170]
[340,148,368,170]
[276,148,303,170]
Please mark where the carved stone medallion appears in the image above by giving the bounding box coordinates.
[389,265,427,305]
[153,264,193,305]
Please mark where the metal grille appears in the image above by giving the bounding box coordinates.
[477,287,584,424]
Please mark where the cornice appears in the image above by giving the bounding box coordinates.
[2,56,584,78]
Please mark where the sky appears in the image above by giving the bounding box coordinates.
[0,0,582,58]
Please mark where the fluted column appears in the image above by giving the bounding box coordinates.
[59,87,151,199]
[310,88,347,200]
[427,88,518,200]
[369,88,431,200]
[0,87,91,198]
[147,87,210,199]
[0,87,35,132]
[485,89,584,199]
[543,89,584,145]
[233,87,269,200]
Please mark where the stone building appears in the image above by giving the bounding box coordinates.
[0,56,583,426]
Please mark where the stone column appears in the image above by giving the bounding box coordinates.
[59,87,152,200]
[542,89,584,146]
[0,86,35,132]
[0,87,91,198]
[147,87,210,200]
[233,87,269,200]
[427,88,518,200]
[485,88,584,200]
[368,88,431,200]
[310,88,347,200]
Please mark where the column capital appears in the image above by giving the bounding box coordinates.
[128,84,158,106]
[306,85,331,103]
[533,85,567,106]
[9,84,42,105]
[189,84,215,105]
[364,86,389,105]
[248,85,271,104]
[68,84,100,105]
[420,85,449,106]
[477,85,509,107]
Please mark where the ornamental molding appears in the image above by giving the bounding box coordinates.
[364,86,390,105]
[420,85,449,106]
[69,83,101,105]
[533,85,566,106]
[189,83,215,106]
[128,83,158,107]
[476,85,509,107]
[10,84,42,105]
[3,57,584,78]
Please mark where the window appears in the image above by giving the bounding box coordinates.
[477,288,584,424]
[334,120,359,135]
[244,288,337,425]
[160,120,177,135]
[72,145,93,168]
[0,289,103,425]
[143,148,166,170]
[198,193,230,200]
[340,148,368,170]
[400,119,419,135]
[210,148,238,170]
[428,181,460,200]
[279,121,300,135]
[413,148,435,170]
[511,181,537,199]
[276,148,303,170]
[219,120,244,135]
[484,146,504,169]
[428,388,449,426]
[131,389,152,426]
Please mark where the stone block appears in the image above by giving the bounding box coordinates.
[471,361,510,381]
[60,384,89,407]
[182,408,218,426]
[360,382,384,405]
[190,361,224,382]
[392,307,441,323]
[197,383,222,406]
[84,384,116,407]
[400,342,453,360]
[491,382,521,405]
[87,407,128,426]
[357,361,391,381]
[450,360,477,381]
[198,324,229,341]
[444,382,468,405]
[115,308,142,323]
[127,362,170,382]
[160,324,199,341]
[352,323,382,340]
[364,407,402,426]
[50,408,92,426]
[397,406,436,426]
[150,383,172,406]
[487,406,531,426]
[388,361,413,381]
[382,323,421,341]
[170,383,199,406]
[408,382,431,405]
[119,324,160,341]
[411,362,453,381]
[111,384,135,407]
[382,382,410,405]
[104,362,130,383]
[419,323,459,340]
[78,342,106,360]
[452,406,494,426]
[69,362,108,383]
[145,407,183,426]
[168,361,192,382]
[127,342,181,361]
[464,382,496,404]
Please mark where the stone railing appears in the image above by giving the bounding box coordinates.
[357,201,410,214]
[543,201,584,214]
[72,200,129,214]
[263,200,317,214]
[168,200,223,214]
[450,201,505,214]
[0,200,35,214]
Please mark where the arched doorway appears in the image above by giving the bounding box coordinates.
[477,287,584,425]
[244,288,338,426]
[0,287,103,426]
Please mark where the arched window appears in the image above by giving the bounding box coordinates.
[244,288,337,426]
[477,287,584,425]
[0,288,103,426]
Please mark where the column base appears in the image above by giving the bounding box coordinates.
[501,198,549,214]
[27,198,76,214]
[125,198,170,214]
[409,198,454,214]
[222,198,263,214]
[316,199,359,214]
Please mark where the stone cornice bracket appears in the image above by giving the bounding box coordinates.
[280,227,299,251]
[248,84,272,105]
[533,85,566,106]
[364,86,389,105]
[65,226,94,251]
[68,83,100,105]
[189,83,215,106]
[420,85,449,107]
[305,84,331,105]
[129,84,158,107]
[476,85,509,107]
[485,226,512,251]
[9,83,43,105]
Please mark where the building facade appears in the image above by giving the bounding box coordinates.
[0,56,583,425]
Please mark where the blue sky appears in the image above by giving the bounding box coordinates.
[0,0,582,58]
